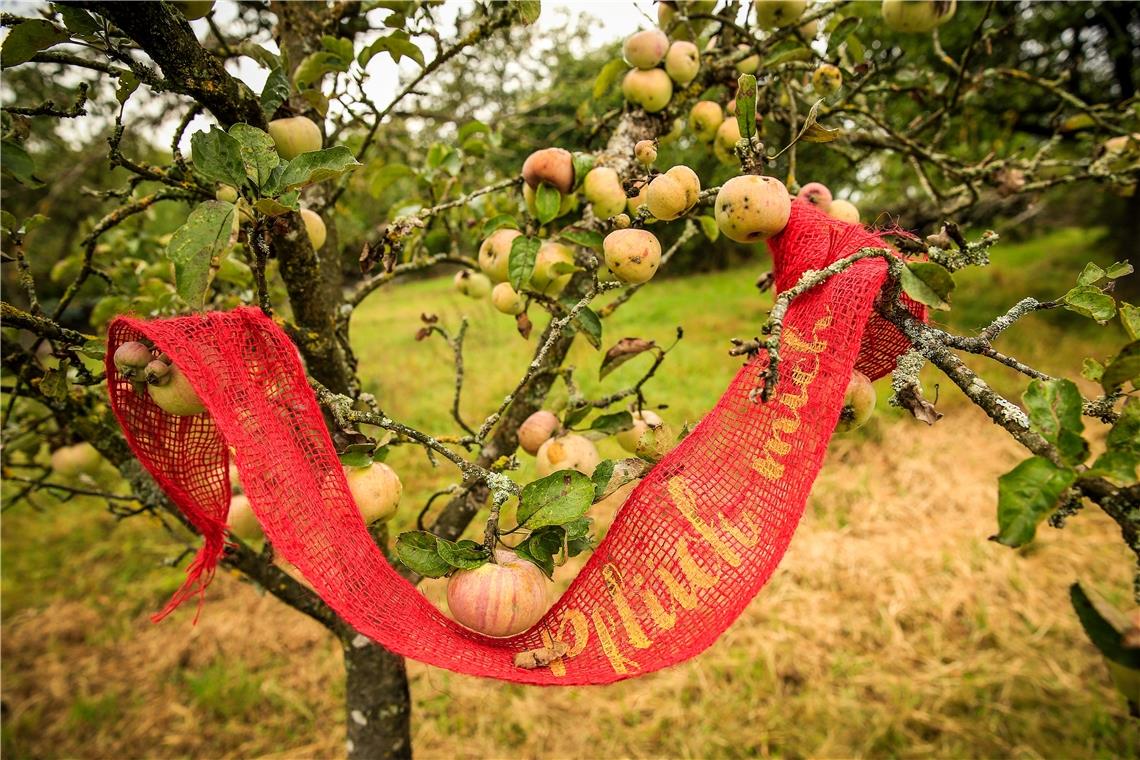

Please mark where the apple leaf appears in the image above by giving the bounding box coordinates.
[1120,302,1139,341]
[589,411,634,436]
[517,470,594,530]
[1023,379,1088,466]
[395,531,451,578]
[592,58,626,100]
[993,456,1077,548]
[535,183,561,224]
[900,261,955,311]
[1,20,70,68]
[1102,341,1140,393]
[1062,285,1116,323]
[600,337,657,379]
[359,31,424,68]
[482,214,519,235]
[191,127,247,188]
[508,235,540,291]
[1077,262,1106,286]
[559,228,604,252]
[572,306,603,349]
[1106,261,1135,279]
[1070,582,1140,668]
[273,147,361,192]
[436,538,490,570]
[260,66,291,120]
[228,123,280,189]
[166,201,236,310]
[0,140,43,187]
[735,73,758,143]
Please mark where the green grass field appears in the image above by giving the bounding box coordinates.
[3,227,1137,759]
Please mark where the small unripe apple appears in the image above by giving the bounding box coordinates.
[623,28,669,69]
[736,47,760,75]
[583,167,628,220]
[530,241,575,294]
[299,208,326,249]
[664,40,700,86]
[521,148,575,194]
[646,165,700,221]
[523,184,578,219]
[754,0,807,28]
[227,494,263,541]
[446,549,550,637]
[688,103,722,145]
[812,63,842,96]
[454,270,492,299]
[613,212,632,229]
[615,409,664,452]
[491,282,526,315]
[796,182,833,211]
[113,340,153,380]
[518,410,560,455]
[344,461,403,523]
[147,361,206,416]
[536,433,601,477]
[268,116,322,160]
[880,0,956,33]
[50,442,101,477]
[603,228,662,284]
[714,174,792,243]
[215,184,239,203]
[622,68,674,113]
[835,370,875,433]
[478,228,522,283]
[634,140,658,166]
[828,198,860,224]
[174,1,214,20]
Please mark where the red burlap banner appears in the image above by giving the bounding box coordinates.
[106,201,918,685]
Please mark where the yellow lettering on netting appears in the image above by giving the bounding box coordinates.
[667,477,743,568]
[539,607,589,677]
[590,608,641,675]
[655,536,719,610]
[632,572,678,631]
[602,563,652,649]
[721,512,762,548]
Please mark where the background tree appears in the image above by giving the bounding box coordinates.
[2,1,1138,758]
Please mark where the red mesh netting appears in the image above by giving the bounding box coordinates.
[106,201,920,685]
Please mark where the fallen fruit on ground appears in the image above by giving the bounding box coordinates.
[714,174,792,242]
[664,40,700,85]
[603,228,663,284]
[828,198,861,224]
[147,361,206,416]
[583,166,628,219]
[536,433,601,477]
[796,182,833,211]
[530,241,576,294]
[881,0,956,33]
[518,410,561,455]
[478,228,523,283]
[616,409,664,452]
[835,370,876,433]
[344,461,403,523]
[446,549,550,637]
[689,100,724,141]
[454,270,492,299]
[622,68,674,113]
[267,116,322,159]
[623,28,669,69]
[227,494,263,541]
[300,208,326,250]
[521,148,575,194]
[50,443,102,477]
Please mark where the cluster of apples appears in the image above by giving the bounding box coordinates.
[516,406,673,478]
[620,27,700,114]
[114,340,206,416]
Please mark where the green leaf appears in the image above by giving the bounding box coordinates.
[589,411,634,436]
[517,470,594,529]
[1022,379,1088,466]
[77,339,106,361]
[513,0,542,25]
[592,58,626,100]
[827,15,862,54]
[236,42,282,70]
[591,457,651,501]
[994,456,1077,548]
[293,51,348,90]
[253,192,299,216]
[600,337,656,379]
[115,71,139,106]
[559,228,604,252]
[0,210,16,233]
[1102,341,1140,393]
[900,261,955,311]
[1,20,70,68]
[1,140,43,187]
[1090,398,1139,484]
[571,152,595,190]
[55,6,102,39]
[508,236,540,291]
[697,215,720,241]
[535,183,561,224]
[1121,303,1140,341]
[482,214,519,235]
[516,526,564,577]
[1070,582,1140,668]
[165,201,236,310]
[457,121,491,142]
[228,124,280,189]
[591,459,616,501]
[368,163,416,197]
[436,538,491,570]
[514,534,556,577]
[1077,262,1106,286]
[1106,261,1135,280]
[763,46,814,67]
[39,367,69,401]
[1062,285,1116,323]
[260,66,291,120]
[1081,357,1105,382]
[572,307,603,349]
[359,31,424,68]
[191,127,247,188]
[339,449,372,468]
[273,147,361,192]
[394,531,451,578]
[735,73,758,143]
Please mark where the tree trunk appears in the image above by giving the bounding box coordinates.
[342,635,413,760]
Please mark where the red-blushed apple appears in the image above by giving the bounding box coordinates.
[478,228,522,283]
[521,148,574,194]
[623,29,669,69]
[518,410,560,455]
[796,182,833,211]
[446,549,550,637]
[113,340,152,380]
